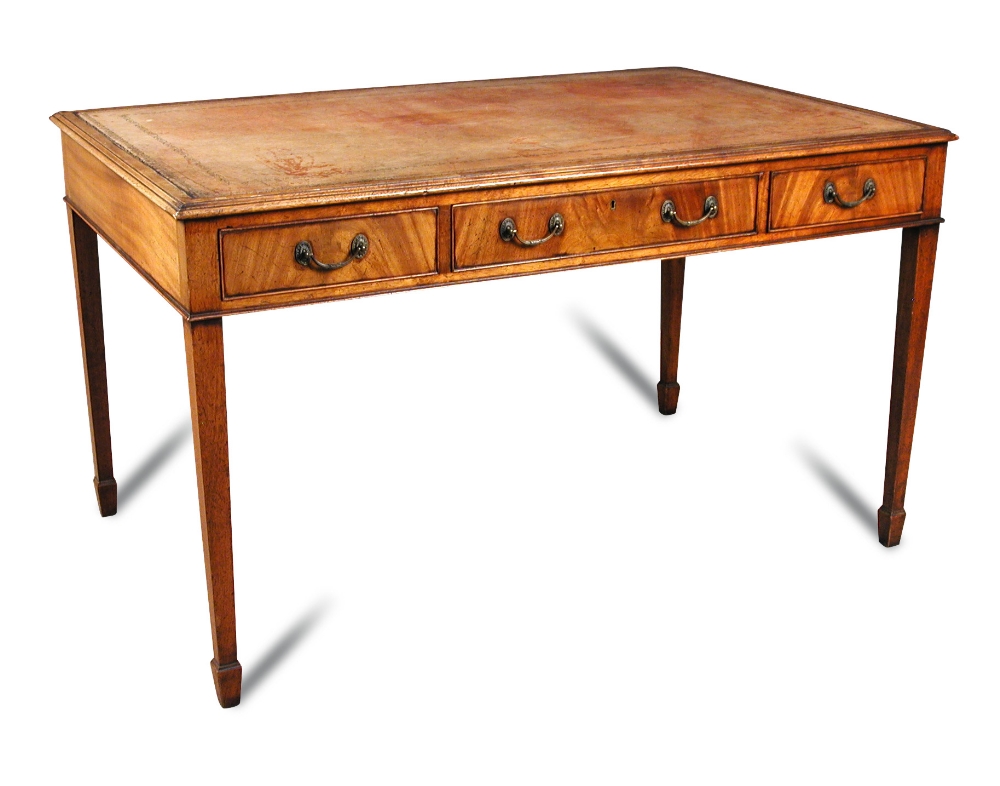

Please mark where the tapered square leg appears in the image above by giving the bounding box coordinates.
[68,207,117,516]
[878,225,939,547]
[184,318,241,707]
[658,258,686,415]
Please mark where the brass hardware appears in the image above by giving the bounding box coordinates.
[661,195,719,227]
[824,178,876,208]
[294,234,369,271]
[498,213,565,247]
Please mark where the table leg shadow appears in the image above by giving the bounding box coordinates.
[570,311,659,411]
[242,600,330,700]
[797,444,878,536]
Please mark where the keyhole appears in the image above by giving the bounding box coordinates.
[610,200,616,210]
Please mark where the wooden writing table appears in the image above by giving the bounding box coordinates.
[52,69,955,707]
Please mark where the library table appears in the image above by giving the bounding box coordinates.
[52,68,955,707]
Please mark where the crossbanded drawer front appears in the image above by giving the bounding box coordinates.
[220,209,437,298]
[769,158,926,231]
[452,176,758,270]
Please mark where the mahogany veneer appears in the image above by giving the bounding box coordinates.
[53,68,955,708]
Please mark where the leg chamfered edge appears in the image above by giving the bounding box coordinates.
[877,506,906,548]
[210,658,242,708]
[657,381,680,415]
[94,477,117,517]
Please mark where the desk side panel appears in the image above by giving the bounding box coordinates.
[62,133,186,310]
[921,143,948,218]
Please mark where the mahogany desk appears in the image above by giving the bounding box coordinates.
[52,69,955,707]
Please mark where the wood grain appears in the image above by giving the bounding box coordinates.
[68,207,117,516]
[176,147,944,318]
[657,258,686,416]
[921,144,949,218]
[54,70,955,711]
[51,69,955,218]
[184,318,241,707]
[453,176,757,269]
[769,157,926,230]
[62,133,185,304]
[878,225,939,547]
[221,208,437,297]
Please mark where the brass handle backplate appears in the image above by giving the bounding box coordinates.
[294,234,369,271]
[824,178,876,209]
[661,195,719,227]
[499,213,565,247]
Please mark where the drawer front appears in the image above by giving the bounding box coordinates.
[769,158,925,231]
[453,176,758,270]
[221,209,437,298]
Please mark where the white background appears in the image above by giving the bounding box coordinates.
[2,1,997,783]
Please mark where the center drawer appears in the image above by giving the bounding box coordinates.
[452,176,758,270]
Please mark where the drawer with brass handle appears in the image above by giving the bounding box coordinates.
[220,208,437,298]
[768,157,926,231]
[452,176,759,270]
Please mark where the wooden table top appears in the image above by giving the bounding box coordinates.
[52,68,954,218]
